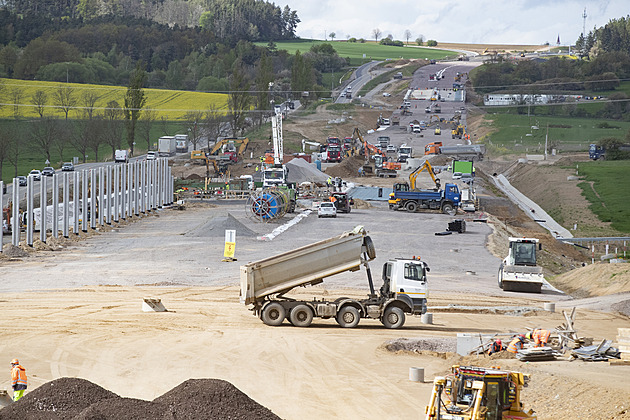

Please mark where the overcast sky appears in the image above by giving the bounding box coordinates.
[282,0,627,45]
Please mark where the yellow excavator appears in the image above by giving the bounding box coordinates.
[409,160,440,190]
[425,365,537,420]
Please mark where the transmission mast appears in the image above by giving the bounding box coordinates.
[582,7,587,37]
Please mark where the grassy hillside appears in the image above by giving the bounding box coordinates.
[1,79,228,120]
[484,114,630,154]
[577,160,630,233]
[258,39,455,63]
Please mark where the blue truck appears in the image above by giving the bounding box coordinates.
[388,182,461,215]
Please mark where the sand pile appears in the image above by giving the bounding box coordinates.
[324,156,364,178]
[184,212,257,237]
[0,377,280,420]
[286,158,328,184]
[1,244,29,258]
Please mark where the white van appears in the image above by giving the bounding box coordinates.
[115,149,129,163]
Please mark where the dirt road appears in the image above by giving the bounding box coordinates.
[0,202,629,419]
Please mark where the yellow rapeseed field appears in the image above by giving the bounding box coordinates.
[0,79,229,120]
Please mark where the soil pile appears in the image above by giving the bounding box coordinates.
[1,244,29,258]
[0,377,280,420]
[324,156,364,178]
[184,212,256,237]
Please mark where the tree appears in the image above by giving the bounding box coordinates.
[81,91,99,120]
[372,28,382,43]
[138,109,157,151]
[124,62,148,156]
[416,36,425,46]
[204,105,226,150]
[0,124,11,182]
[32,90,48,118]
[427,40,438,47]
[329,32,336,41]
[183,110,204,150]
[404,30,412,45]
[53,85,77,120]
[103,101,125,159]
[598,137,630,160]
[30,117,63,163]
[227,61,251,136]
[71,119,93,163]
[9,87,24,120]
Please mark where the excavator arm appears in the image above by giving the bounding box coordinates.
[409,160,440,190]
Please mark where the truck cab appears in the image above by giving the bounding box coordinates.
[381,258,429,316]
[262,165,288,187]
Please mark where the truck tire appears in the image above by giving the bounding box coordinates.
[336,306,360,328]
[289,304,314,327]
[261,302,286,326]
[498,265,504,289]
[406,201,417,212]
[364,236,377,260]
[382,306,405,329]
[442,203,455,215]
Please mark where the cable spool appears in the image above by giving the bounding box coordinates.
[246,188,290,222]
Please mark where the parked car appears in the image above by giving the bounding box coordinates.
[317,201,337,218]
[17,176,27,186]
[386,144,397,153]
[461,173,474,184]
[62,162,75,171]
[42,167,55,177]
[29,169,42,181]
[452,172,463,180]
[146,151,157,160]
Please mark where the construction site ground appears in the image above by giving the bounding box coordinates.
[2,103,630,419]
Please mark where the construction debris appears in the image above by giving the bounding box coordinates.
[618,328,630,361]
[556,307,592,350]
[516,347,560,362]
[570,340,621,362]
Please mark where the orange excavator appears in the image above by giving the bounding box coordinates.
[353,128,400,177]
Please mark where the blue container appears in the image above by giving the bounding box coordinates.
[315,160,321,171]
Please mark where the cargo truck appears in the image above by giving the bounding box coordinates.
[158,136,177,157]
[388,182,460,215]
[174,134,189,153]
[240,226,429,328]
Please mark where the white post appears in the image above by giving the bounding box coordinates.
[63,173,70,238]
[52,174,59,238]
[12,178,19,246]
[40,175,47,243]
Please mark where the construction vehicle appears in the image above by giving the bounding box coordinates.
[397,145,412,162]
[425,365,537,420]
[374,155,401,178]
[434,126,441,135]
[589,142,630,160]
[452,125,464,139]
[440,145,486,161]
[353,127,385,175]
[389,165,459,214]
[325,144,342,162]
[330,192,352,213]
[240,226,429,328]
[424,142,443,155]
[498,237,544,293]
[434,103,441,113]
[210,137,250,163]
[409,160,441,190]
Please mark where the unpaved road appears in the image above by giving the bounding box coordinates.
[1,202,629,419]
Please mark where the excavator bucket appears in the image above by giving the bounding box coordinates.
[0,390,12,407]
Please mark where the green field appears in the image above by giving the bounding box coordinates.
[483,114,630,154]
[0,79,228,120]
[258,39,455,63]
[576,160,630,233]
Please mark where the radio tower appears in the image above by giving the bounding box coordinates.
[582,7,587,36]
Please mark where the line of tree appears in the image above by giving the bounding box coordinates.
[576,16,630,58]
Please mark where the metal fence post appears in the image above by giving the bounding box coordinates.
[121,164,127,219]
[106,165,111,224]
[98,167,104,226]
[40,175,47,243]
[90,169,96,229]
[73,171,80,235]
[26,175,34,246]
[12,178,19,246]
[113,165,120,222]
[82,170,88,232]
[52,174,59,238]
[63,173,70,238]
[127,162,133,218]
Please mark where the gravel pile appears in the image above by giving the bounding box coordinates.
[0,378,280,420]
[184,212,256,237]
[286,158,328,184]
[384,337,457,353]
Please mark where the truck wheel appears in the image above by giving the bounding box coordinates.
[498,265,504,289]
[364,236,377,260]
[442,203,455,215]
[336,306,360,328]
[382,306,405,329]
[406,201,417,212]
[261,302,286,326]
[289,304,314,327]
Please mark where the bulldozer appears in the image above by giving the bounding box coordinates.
[425,365,537,420]
[498,237,544,293]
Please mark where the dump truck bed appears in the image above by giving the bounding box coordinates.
[240,228,369,305]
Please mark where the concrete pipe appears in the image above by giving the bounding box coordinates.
[421,313,433,324]
[409,367,424,382]
[544,302,555,312]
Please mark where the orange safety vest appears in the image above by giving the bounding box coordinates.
[533,329,551,347]
[507,337,524,353]
[487,341,502,355]
[11,364,27,388]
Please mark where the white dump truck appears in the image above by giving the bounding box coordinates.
[498,237,544,293]
[240,226,429,328]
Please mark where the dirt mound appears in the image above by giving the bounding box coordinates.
[0,377,280,420]
[1,244,29,258]
[286,157,328,184]
[325,156,364,178]
[0,377,119,419]
[154,379,280,420]
[550,262,630,298]
[383,337,457,353]
[184,212,256,237]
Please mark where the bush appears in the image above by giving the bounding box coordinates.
[358,38,365,43]
[427,40,438,47]
[348,37,357,43]
[379,38,404,47]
